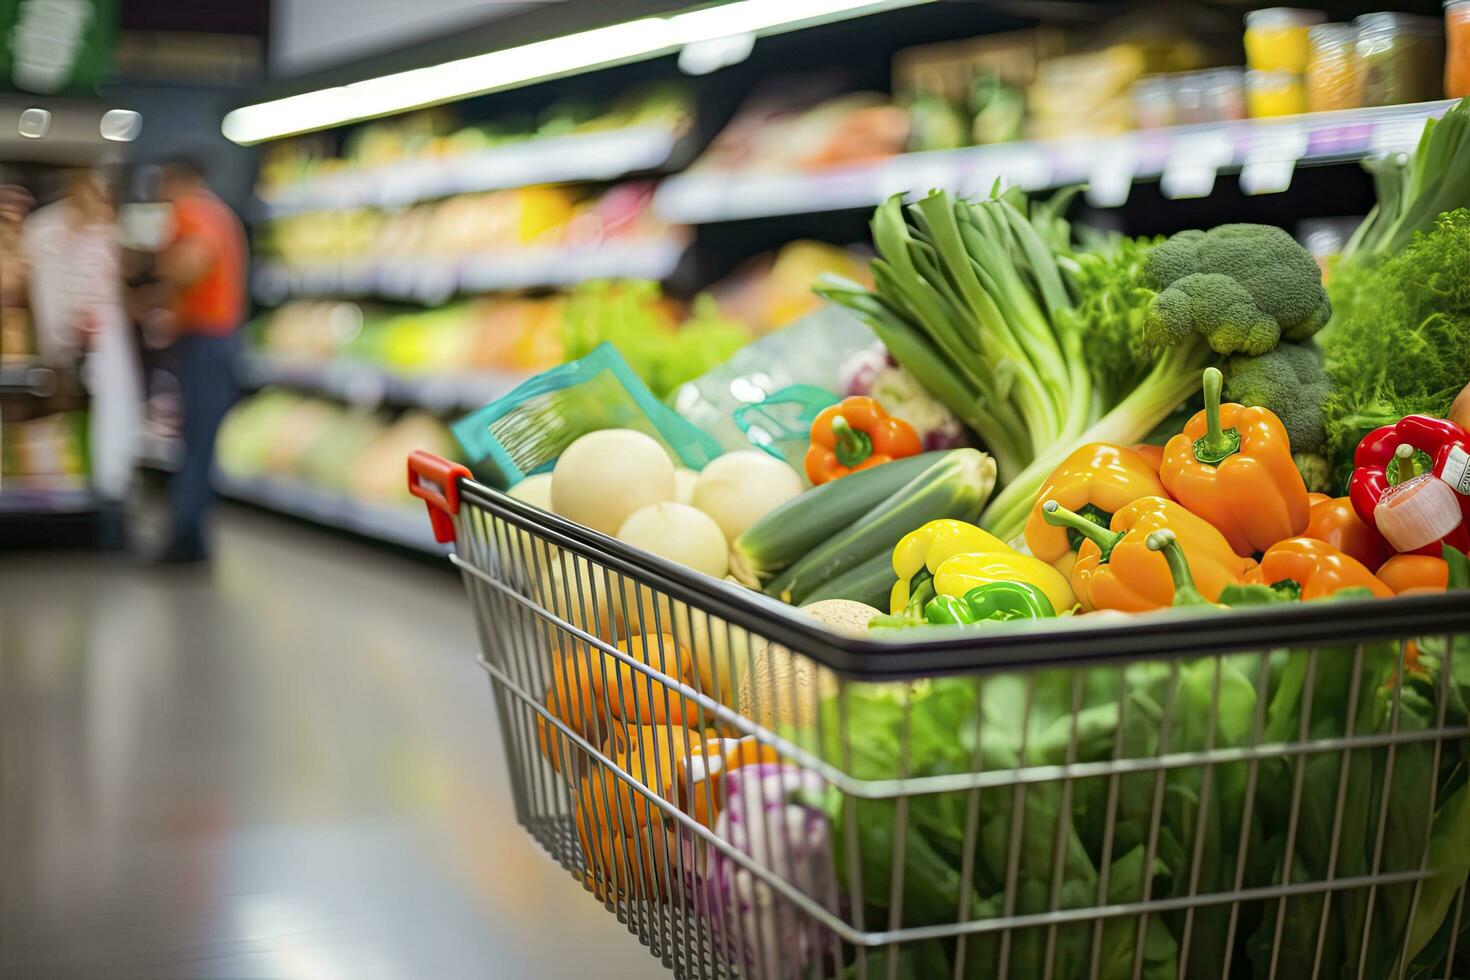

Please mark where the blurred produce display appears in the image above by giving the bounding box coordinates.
[255,84,694,202]
[2,411,88,491]
[249,239,870,405]
[895,30,1061,150]
[1029,14,1217,139]
[681,11,1458,179]
[216,389,456,509]
[258,181,675,269]
[678,77,911,176]
[560,281,749,399]
[254,296,564,376]
[707,241,871,335]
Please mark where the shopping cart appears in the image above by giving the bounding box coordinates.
[409,450,1470,980]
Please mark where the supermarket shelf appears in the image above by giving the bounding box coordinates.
[239,352,524,412]
[252,235,689,303]
[0,362,60,397]
[214,472,447,554]
[654,99,1456,221]
[0,487,95,514]
[257,125,683,218]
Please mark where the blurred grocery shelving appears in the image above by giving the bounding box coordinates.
[0,488,95,514]
[213,471,448,553]
[212,387,459,549]
[253,234,690,304]
[656,98,1458,218]
[0,363,59,398]
[239,351,524,414]
[257,124,689,217]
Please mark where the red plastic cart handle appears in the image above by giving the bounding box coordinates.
[407,450,471,543]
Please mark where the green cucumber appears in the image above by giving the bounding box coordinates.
[797,551,896,611]
[764,448,997,607]
[729,450,949,588]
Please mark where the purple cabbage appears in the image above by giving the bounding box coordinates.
[685,762,837,979]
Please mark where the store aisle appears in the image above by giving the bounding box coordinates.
[0,509,659,980]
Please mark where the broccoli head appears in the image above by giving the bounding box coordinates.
[1223,340,1331,455]
[1142,224,1332,356]
[1146,273,1281,355]
[1293,451,1334,494]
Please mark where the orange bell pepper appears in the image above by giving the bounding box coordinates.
[1023,443,1169,575]
[1132,443,1165,475]
[805,396,922,485]
[1375,554,1448,594]
[1161,368,1309,557]
[1040,495,1256,612]
[1304,493,1392,571]
[1246,537,1393,600]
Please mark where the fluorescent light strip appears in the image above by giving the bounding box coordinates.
[668,0,910,43]
[222,0,931,144]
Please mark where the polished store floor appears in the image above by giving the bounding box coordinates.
[0,509,658,979]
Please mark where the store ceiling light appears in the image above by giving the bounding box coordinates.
[222,0,930,144]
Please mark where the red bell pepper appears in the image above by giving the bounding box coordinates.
[1349,415,1470,555]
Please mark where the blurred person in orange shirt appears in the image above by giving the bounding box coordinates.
[155,155,246,563]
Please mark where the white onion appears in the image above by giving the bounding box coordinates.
[673,467,699,505]
[552,429,675,535]
[616,502,729,579]
[692,451,803,543]
[507,472,554,511]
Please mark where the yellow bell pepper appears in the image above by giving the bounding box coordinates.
[1023,443,1169,575]
[889,518,1076,616]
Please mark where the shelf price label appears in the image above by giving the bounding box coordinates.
[651,176,725,224]
[1161,130,1234,200]
[979,147,1051,195]
[1086,141,1138,208]
[874,154,952,203]
[1369,114,1429,156]
[1239,123,1308,196]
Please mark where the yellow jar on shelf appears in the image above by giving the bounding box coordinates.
[1246,7,1328,73]
[1306,23,1363,111]
[1247,70,1308,117]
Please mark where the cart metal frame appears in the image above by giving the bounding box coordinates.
[410,450,1470,980]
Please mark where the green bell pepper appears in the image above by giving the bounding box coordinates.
[924,581,1056,625]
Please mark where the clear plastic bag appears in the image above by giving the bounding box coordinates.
[669,305,876,454]
[453,341,724,487]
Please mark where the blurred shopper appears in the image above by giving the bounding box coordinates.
[0,185,34,358]
[155,156,246,563]
[24,170,141,541]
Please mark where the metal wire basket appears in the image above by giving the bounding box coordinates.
[409,451,1470,980]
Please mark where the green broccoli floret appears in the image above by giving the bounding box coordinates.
[1143,224,1332,356]
[1223,341,1331,454]
[1293,452,1333,494]
[1147,272,1281,355]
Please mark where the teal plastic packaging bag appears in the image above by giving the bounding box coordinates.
[731,384,839,472]
[452,342,724,488]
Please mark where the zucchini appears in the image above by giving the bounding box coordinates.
[797,551,895,610]
[764,449,997,607]
[729,450,949,588]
